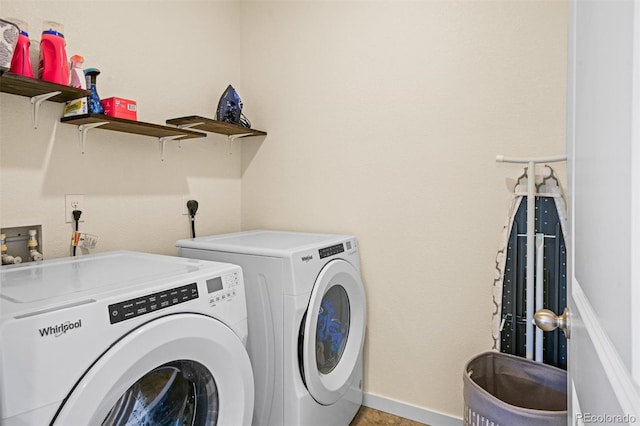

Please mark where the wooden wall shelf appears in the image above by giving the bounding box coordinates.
[0,72,90,102]
[166,115,267,138]
[1,72,92,128]
[61,114,207,160]
[62,114,207,140]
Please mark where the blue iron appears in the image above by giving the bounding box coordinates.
[216,85,250,127]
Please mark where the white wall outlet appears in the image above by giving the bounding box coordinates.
[65,194,85,223]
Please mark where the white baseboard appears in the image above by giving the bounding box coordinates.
[363,392,463,426]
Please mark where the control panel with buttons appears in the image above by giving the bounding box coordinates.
[208,271,241,307]
[319,243,345,259]
[108,283,198,325]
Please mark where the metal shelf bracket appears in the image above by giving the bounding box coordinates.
[176,122,205,130]
[227,133,254,154]
[31,91,61,129]
[158,135,185,161]
[77,121,108,154]
[172,123,205,150]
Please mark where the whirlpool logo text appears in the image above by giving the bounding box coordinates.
[38,320,82,338]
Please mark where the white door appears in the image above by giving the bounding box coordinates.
[301,259,366,405]
[52,314,254,425]
[566,0,640,423]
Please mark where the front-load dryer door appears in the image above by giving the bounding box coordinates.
[51,313,253,426]
[301,259,366,405]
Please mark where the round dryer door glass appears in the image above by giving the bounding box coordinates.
[302,259,366,406]
[316,285,350,374]
[102,360,218,426]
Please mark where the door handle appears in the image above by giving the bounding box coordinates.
[533,307,570,339]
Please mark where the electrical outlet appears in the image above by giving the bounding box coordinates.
[65,194,85,223]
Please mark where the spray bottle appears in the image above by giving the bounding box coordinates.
[69,54,86,89]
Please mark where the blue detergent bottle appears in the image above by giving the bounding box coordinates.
[84,67,104,114]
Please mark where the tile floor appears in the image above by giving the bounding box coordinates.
[350,407,427,426]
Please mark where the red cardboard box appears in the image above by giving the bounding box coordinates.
[101,97,137,120]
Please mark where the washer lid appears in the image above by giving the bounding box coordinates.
[0,251,234,309]
[176,230,351,257]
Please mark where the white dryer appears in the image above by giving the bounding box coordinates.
[177,230,367,426]
[0,251,254,426]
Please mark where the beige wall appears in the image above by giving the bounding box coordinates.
[239,1,568,418]
[1,1,245,257]
[1,0,568,420]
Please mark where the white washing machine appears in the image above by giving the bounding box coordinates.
[177,230,367,426]
[0,250,254,426]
